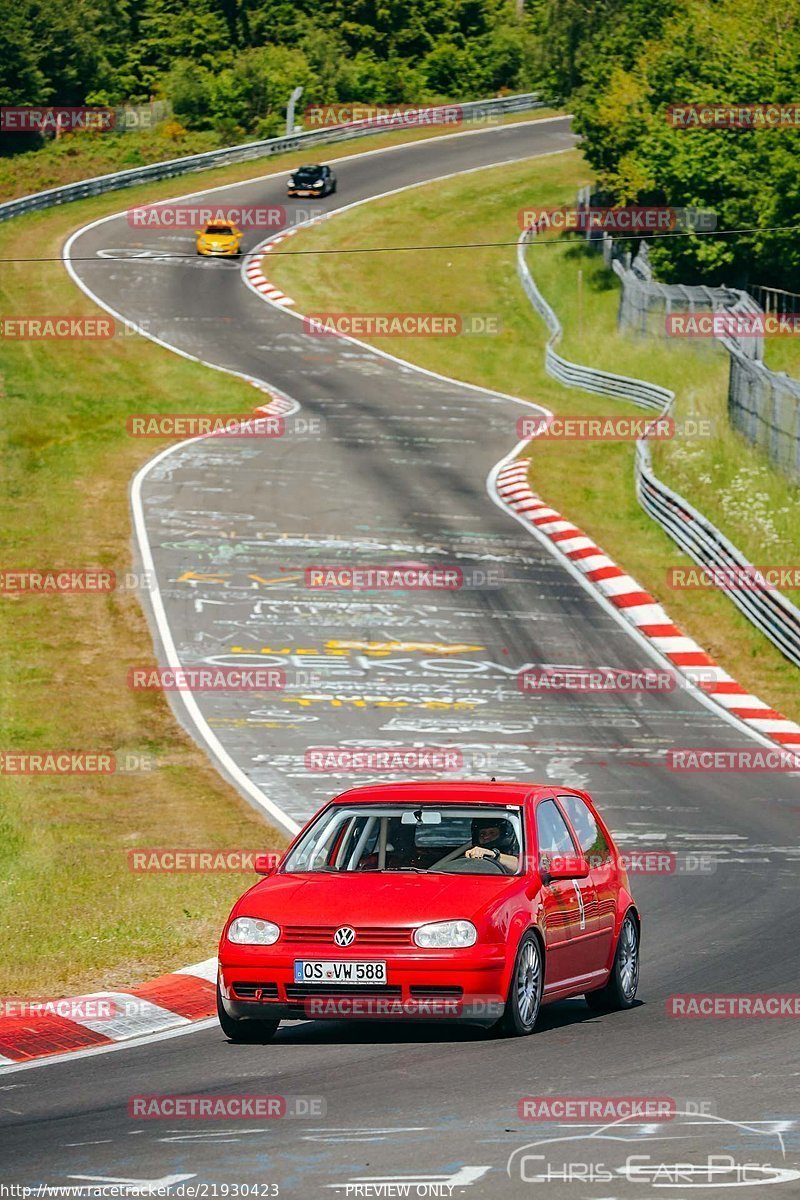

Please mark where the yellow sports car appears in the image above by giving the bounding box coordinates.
[195,222,243,256]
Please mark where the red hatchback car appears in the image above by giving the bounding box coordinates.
[217,781,640,1040]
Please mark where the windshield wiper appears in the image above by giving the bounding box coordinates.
[383,866,429,873]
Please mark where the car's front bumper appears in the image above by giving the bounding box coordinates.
[219,946,507,1023]
[196,245,240,256]
[287,188,323,197]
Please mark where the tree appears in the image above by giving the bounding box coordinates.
[570,0,800,288]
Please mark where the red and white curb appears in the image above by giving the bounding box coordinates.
[243,227,302,306]
[495,458,800,751]
[251,388,297,418]
[0,959,217,1068]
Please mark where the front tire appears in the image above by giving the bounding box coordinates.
[586,911,639,1012]
[217,984,280,1043]
[498,931,543,1036]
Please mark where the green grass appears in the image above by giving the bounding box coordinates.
[267,148,800,724]
[0,125,221,203]
[763,334,800,376]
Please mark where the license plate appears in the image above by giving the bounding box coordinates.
[294,960,387,985]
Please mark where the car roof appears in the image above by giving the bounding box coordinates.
[330,781,553,806]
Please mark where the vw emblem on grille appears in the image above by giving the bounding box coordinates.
[334,926,356,947]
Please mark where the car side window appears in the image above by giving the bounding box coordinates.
[536,799,576,854]
[558,794,610,864]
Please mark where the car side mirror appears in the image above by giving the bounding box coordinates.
[254,853,279,875]
[542,852,589,880]
[195,229,203,236]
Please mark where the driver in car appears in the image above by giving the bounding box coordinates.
[465,817,519,871]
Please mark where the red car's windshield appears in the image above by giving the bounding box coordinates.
[282,805,524,874]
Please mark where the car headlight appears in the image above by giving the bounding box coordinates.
[313,178,323,186]
[288,178,295,186]
[414,920,477,948]
[227,916,280,945]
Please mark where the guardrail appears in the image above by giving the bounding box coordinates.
[517,229,671,412]
[0,94,543,224]
[517,227,800,668]
[635,440,800,666]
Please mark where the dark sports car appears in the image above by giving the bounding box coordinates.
[287,164,337,197]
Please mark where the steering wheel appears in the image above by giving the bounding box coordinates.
[477,853,513,876]
[430,844,513,875]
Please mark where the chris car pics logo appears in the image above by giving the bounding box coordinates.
[506,1111,800,1189]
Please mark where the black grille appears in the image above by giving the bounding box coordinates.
[231,981,279,999]
[282,925,412,946]
[284,983,403,1000]
[409,986,463,998]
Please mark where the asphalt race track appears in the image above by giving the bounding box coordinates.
[2,117,799,1197]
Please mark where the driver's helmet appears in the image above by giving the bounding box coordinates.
[471,816,518,855]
